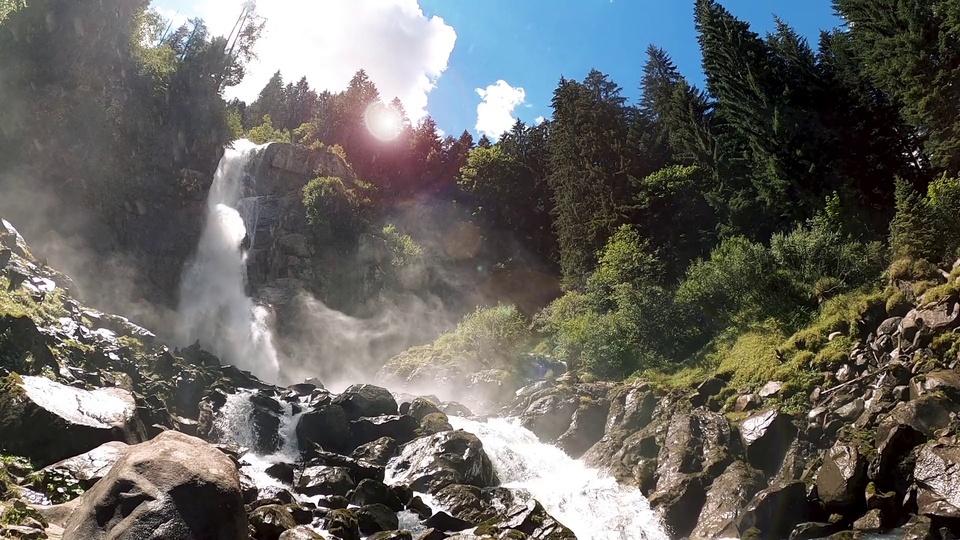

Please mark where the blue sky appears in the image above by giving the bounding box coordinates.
[155,0,842,140]
[420,0,842,137]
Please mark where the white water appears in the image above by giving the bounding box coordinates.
[449,417,669,540]
[176,140,281,382]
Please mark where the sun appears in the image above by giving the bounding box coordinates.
[364,103,402,142]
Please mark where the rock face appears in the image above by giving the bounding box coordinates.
[739,408,796,475]
[914,443,960,518]
[387,430,499,494]
[816,443,868,509]
[0,375,146,467]
[62,430,246,540]
[689,461,765,540]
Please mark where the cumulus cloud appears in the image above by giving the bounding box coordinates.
[475,80,526,141]
[535,115,546,125]
[197,0,456,121]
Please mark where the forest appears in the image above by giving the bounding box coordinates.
[2,0,960,400]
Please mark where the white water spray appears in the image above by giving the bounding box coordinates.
[449,417,669,540]
[176,140,280,382]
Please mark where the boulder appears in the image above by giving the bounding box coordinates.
[910,370,960,402]
[357,504,399,535]
[900,515,934,540]
[296,404,352,454]
[37,441,128,488]
[816,443,868,509]
[423,511,473,533]
[872,394,956,493]
[279,526,324,540]
[736,394,762,412]
[739,409,797,475]
[788,522,844,540]
[296,466,356,497]
[556,398,610,459]
[477,498,576,540]
[266,462,296,484]
[367,532,413,540]
[439,402,472,418]
[759,381,783,399]
[350,479,404,512]
[690,461,766,540]
[518,390,579,442]
[302,449,384,484]
[902,301,960,346]
[430,484,508,525]
[693,378,726,405]
[333,384,398,420]
[408,398,442,422]
[250,504,297,540]
[852,509,884,532]
[0,375,146,467]
[407,496,432,519]
[350,437,398,466]
[731,482,809,540]
[387,430,498,494]
[62,431,246,540]
[324,508,360,540]
[351,415,418,447]
[419,412,454,435]
[914,443,960,518]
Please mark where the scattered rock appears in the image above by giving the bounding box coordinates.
[690,461,766,539]
[816,443,867,509]
[350,479,404,512]
[296,466,356,498]
[250,504,297,540]
[279,526,325,539]
[350,437,398,466]
[296,404,353,454]
[739,409,797,475]
[333,384,399,420]
[852,509,884,532]
[736,394,762,412]
[731,482,809,540]
[914,443,960,518]
[759,381,783,399]
[357,504,399,535]
[324,508,360,540]
[351,415,418,447]
[37,441,128,488]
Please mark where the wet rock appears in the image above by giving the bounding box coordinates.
[852,509,884,532]
[37,441,128,488]
[836,365,854,383]
[914,443,960,518]
[900,515,934,540]
[350,479,404,512]
[834,399,865,423]
[736,394,762,412]
[731,482,809,540]
[902,301,960,347]
[368,532,413,540]
[249,394,284,454]
[817,443,868,509]
[409,398,442,422]
[877,317,902,336]
[324,508,360,540]
[690,461,766,540]
[424,511,473,533]
[0,375,146,467]
[266,462,296,484]
[872,394,956,492]
[62,431,246,540]
[357,504,399,535]
[486,499,576,540]
[387,430,498,494]
[352,415,418,447]
[351,437,398,466]
[604,381,657,433]
[303,449,384,484]
[740,409,797,476]
[296,404,352,454]
[556,398,610,458]
[414,529,448,540]
[759,381,783,399]
[279,526,325,540]
[439,402,472,418]
[518,390,579,442]
[431,484,500,525]
[250,504,297,540]
[788,522,844,540]
[296,466,356,497]
[408,496,433,519]
[333,384,399,420]
[419,412,454,435]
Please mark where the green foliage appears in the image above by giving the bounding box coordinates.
[246,114,291,144]
[0,0,24,23]
[302,176,367,245]
[435,304,529,359]
[381,225,423,269]
[26,468,83,504]
[891,175,960,264]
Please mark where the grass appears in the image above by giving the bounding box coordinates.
[0,275,68,322]
[920,281,960,306]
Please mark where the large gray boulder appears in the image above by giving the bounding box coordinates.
[296,404,352,454]
[914,443,960,518]
[333,384,398,420]
[816,442,868,509]
[387,430,498,494]
[690,461,765,540]
[62,430,246,540]
[0,375,146,467]
[38,441,129,489]
[739,408,796,475]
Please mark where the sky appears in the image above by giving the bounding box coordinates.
[153,0,842,141]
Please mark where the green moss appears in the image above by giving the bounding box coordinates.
[887,257,938,282]
[884,289,911,316]
[921,281,960,306]
[931,332,960,361]
[0,500,47,527]
[0,276,68,322]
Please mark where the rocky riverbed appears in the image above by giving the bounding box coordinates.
[4,203,960,540]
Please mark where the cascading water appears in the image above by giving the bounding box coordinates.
[449,416,670,540]
[176,140,280,382]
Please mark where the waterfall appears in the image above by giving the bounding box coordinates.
[449,417,669,540]
[176,140,280,382]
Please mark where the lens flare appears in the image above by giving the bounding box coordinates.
[364,103,402,142]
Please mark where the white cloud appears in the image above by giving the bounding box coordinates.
[535,115,546,125]
[196,0,456,121]
[475,80,526,141]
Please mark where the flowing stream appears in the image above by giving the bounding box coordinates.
[176,140,281,382]
[449,417,670,540]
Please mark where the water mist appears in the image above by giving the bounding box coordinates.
[176,140,281,382]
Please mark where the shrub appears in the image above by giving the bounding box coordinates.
[302,176,367,245]
[246,114,291,145]
[435,304,530,359]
